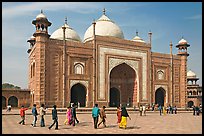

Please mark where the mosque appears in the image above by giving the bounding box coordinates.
[23,9,200,108]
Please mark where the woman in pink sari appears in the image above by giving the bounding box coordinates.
[64,106,72,125]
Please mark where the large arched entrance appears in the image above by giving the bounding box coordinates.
[2,96,6,109]
[8,96,18,107]
[188,101,194,108]
[71,83,86,107]
[109,87,120,107]
[110,63,136,107]
[155,87,165,106]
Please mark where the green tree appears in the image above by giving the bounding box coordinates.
[2,83,21,89]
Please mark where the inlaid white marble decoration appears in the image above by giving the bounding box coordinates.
[99,46,147,100]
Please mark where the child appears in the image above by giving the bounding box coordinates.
[98,106,107,128]
[18,105,28,125]
[116,106,122,127]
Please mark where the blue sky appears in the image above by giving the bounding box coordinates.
[2,2,202,88]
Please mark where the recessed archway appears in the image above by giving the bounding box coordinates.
[109,63,136,107]
[188,101,194,108]
[70,83,86,107]
[109,87,120,107]
[2,96,6,109]
[155,87,165,106]
[8,96,18,107]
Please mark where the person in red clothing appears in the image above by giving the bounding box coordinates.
[18,105,28,125]
[116,106,122,127]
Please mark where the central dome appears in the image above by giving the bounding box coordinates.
[83,14,124,42]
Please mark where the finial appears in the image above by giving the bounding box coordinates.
[182,36,184,39]
[103,8,106,15]
[148,30,152,34]
[92,18,96,24]
[136,30,138,36]
[170,41,172,45]
[65,17,67,24]
[41,9,43,13]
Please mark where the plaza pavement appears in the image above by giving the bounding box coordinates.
[2,109,202,134]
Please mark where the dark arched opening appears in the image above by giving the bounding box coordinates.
[188,101,194,108]
[71,83,86,107]
[155,87,165,106]
[109,87,120,107]
[8,96,18,107]
[2,96,6,109]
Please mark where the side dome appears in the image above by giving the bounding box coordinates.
[132,32,145,43]
[178,38,188,45]
[50,23,81,42]
[36,10,47,20]
[187,70,196,78]
[83,14,124,42]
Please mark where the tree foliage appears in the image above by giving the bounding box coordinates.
[2,83,21,89]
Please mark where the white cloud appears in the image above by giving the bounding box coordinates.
[185,14,202,20]
[2,2,100,19]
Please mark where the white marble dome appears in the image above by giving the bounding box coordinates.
[36,12,47,19]
[187,70,196,78]
[178,38,188,45]
[132,34,145,43]
[83,14,124,42]
[50,23,81,42]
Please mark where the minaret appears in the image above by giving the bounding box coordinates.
[30,10,52,106]
[148,30,152,46]
[176,37,190,108]
[92,19,96,106]
[170,41,174,106]
[62,17,67,108]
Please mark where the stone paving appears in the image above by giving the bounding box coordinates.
[2,109,202,134]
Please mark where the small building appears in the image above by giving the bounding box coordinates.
[2,88,31,109]
[186,70,202,108]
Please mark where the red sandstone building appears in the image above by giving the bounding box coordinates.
[2,10,202,109]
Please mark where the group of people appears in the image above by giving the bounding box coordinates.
[18,103,132,130]
[19,103,80,130]
[158,105,177,116]
[139,105,147,116]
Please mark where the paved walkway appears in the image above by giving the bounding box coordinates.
[2,110,202,134]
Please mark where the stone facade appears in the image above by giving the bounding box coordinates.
[20,11,194,108]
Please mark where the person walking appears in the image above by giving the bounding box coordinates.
[64,106,72,125]
[18,105,28,125]
[6,105,11,112]
[40,104,47,127]
[98,106,107,128]
[92,103,100,129]
[31,104,38,127]
[119,106,131,129]
[139,105,143,116]
[158,105,162,116]
[48,105,58,130]
[142,105,146,116]
[71,103,79,126]
[163,106,167,115]
[193,105,196,115]
[174,106,177,114]
[151,103,155,111]
[116,106,122,127]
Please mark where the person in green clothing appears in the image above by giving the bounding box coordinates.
[92,103,100,129]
